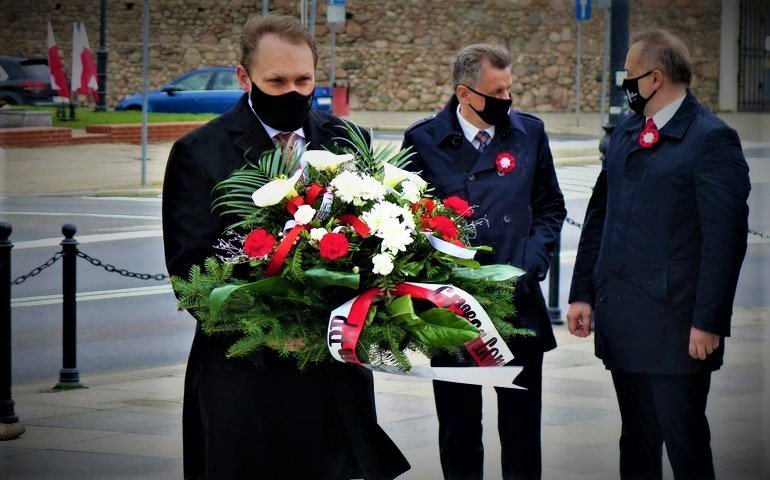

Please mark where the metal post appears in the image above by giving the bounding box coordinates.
[95,0,108,112]
[329,22,337,99]
[599,3,612,127]
[262,0,269,15]
[309,0,316,37]
[548,236,562,324]
[0,222,18,424]
[608,0,629,127]
[575,19,582,127]
[55,224,82,389]
[140,0,150,186]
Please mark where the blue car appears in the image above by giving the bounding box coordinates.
[114,66,331,114]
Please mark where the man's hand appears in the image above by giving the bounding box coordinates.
[688,327,720,360]
[566,301,593,337]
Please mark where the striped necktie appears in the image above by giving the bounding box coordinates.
[275,132,301,168]
[475,130,491,152]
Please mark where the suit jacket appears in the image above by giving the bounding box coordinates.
[402,96,566,352]
[569,91,750,374]
[163,94,409,480]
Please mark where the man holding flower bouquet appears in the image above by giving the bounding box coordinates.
[163,14,408,480]
[402,44,566,479]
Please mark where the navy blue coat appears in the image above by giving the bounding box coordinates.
[402,96,566,351]
[569,92,750,374]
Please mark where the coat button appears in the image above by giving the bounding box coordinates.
[503,214,511,223]
[467,174,475,181]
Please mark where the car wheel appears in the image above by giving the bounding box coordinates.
[0,97,17,107]
[124,105,142,111]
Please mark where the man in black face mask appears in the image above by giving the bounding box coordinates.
[162,14,409,480]
[402,43,566,479]
[567,29,750,480]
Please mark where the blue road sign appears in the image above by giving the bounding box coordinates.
[575,0,592,20]
[328,0,346,5]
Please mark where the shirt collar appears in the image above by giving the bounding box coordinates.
[650,93,686,129]
[455,103,494,145]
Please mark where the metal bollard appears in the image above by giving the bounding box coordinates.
[548,235,563,324]
[0,222,19,424]
[55,224,82,389]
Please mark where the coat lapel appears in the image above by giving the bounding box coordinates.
[229,94,274,163]
[469,112,525,175]
[432,97,479,172]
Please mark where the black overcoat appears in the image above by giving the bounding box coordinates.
[569,92,751,374]
[402,96,566,352]
[163,94,409,480]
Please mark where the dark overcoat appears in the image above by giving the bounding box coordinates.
[163,94,409,480]
[402,96,566,352]
[569,92,750,374]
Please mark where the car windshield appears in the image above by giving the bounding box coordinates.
[20,62,49,80]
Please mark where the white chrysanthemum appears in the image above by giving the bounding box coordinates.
[372,253,394,276]
[399,204,416,230]
[329,171,364,203]
[358,174,387,201]
[309,227,327,242]
[294,204,316,225]
[400,179,422,203]
[377,218,415,254]
[361,201,403,232]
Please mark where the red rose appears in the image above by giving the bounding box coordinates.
[425,215,459,240]
[443,195,473,217]
[319,232,350,260]
[286,196,305,215]
[243,229,276,258]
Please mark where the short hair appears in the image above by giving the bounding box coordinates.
[452,44,512,90]
[240,14,318,70]
[630,29,692,86]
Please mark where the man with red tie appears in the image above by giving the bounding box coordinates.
[402,43,566,479]
[162,14,408,480]
[567,29,750,479]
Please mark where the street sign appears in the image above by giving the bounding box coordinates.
[575,0,592,21]
[327,0,346,24]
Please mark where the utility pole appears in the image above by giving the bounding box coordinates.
[599,0,629,157]
[95,0,108,111]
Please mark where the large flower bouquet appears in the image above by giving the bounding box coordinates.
[171,124,532,372]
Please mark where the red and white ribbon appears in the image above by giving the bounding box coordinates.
[327,282,523,388]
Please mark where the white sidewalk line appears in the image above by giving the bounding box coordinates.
[12,284,173,307]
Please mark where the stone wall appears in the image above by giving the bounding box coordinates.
[0,0,721,112]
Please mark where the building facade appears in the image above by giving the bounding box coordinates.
[0,0,767,112]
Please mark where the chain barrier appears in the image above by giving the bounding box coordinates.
[76,249,169,281]
[12,251,64,285]
[748,228,770,239]
[565,217,583,229]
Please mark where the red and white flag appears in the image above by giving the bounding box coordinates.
[46,21,70,99]
[71,22,99,102]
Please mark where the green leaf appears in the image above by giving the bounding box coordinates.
[304,267,360,289]
[452,264,526,282]
[384,296,479,348]
[209,277,315,319]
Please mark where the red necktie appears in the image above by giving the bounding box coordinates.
[275,132,301,168]
[639,118,659,148]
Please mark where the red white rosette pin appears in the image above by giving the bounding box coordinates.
[495,152,516,176]
[638,127,659,148]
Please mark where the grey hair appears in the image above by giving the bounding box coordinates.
[452,43,512,90]
[630,29,692,86]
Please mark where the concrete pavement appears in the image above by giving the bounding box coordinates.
[1,308,767,479]
[1,110,769,478]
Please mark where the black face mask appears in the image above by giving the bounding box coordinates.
[463,85,512,126]
[621,70,657,115]
[249,81,313,132]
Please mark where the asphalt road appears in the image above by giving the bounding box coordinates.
[3,151,768,386]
